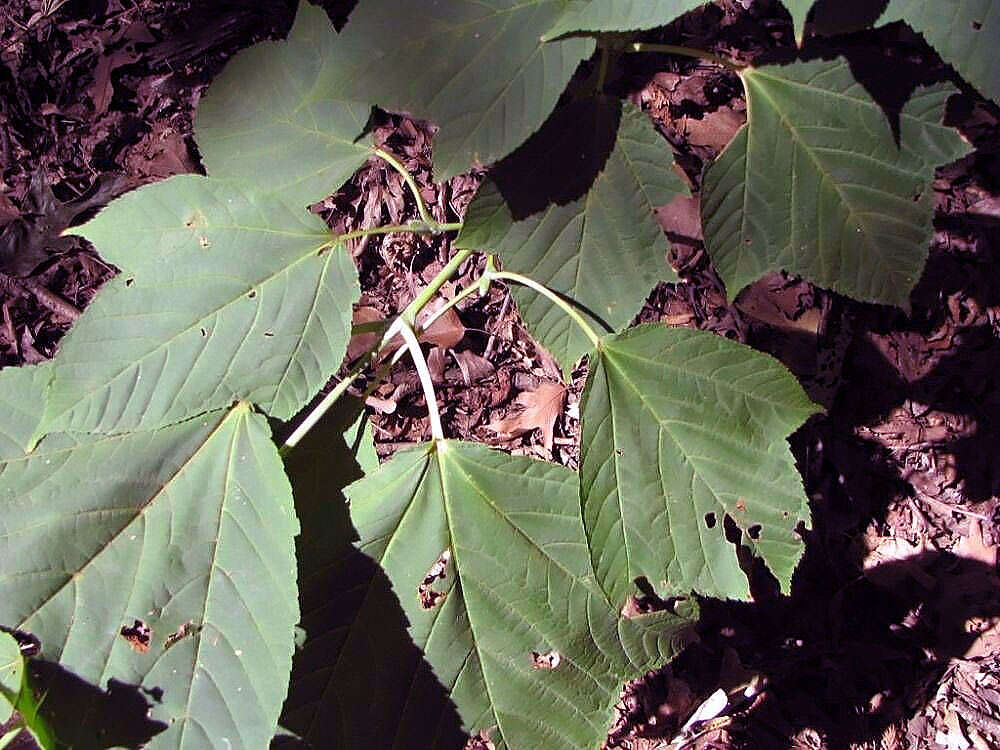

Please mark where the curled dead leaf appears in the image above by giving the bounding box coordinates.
[488,382,566,450]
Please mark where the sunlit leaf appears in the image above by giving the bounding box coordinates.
[45,176,358,434]
[580,325,820,603]
[544,0,707,39]
[332,0,595,179]
[196,2,373,210]
[880,0,999,103]
[458,99,686,374]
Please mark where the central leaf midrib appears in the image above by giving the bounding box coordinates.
[747,77,884,264]
[50,229,336,430]
[16,408,237,651]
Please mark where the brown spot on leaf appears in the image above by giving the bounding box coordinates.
[120,619,151,653]
[418,549,451,610]
[531,649,561,670]
[198,236,211,249]
[735,498,747,513]
[163,620,201,650]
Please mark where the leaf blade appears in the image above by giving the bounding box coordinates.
[195,1,373,209]
[580,325,820,603]
[46,175,359,434]
[345,440,696,749]
[0,402,299,749]
[879,0,999,103]
[458,100,686,373]
[332,0,595,179]
[701,58,970,308]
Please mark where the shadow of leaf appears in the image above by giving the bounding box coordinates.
[277,399,466,749]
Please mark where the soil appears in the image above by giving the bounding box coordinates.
[2,1,1000,749]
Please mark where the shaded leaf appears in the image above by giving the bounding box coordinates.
[544,0,707,40]
[458,99,686,374]
[879,0,999,103]
[281,399,466,748]
[196,2,373,211]
[46,175,359,434]
[0,401,299,749]
[701,58,970,309]
[332,0,595,179]
[346,440,697,749]
[580,325,820,603]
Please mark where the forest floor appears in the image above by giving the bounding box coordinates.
[2,1,1000,748]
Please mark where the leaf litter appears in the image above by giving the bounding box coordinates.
[3,0,1000,748]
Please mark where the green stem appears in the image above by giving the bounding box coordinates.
[489,270,603,348]
[627,42,743,72]
[417,279,484,334]
[397,320,445,441]
[374,148,436,226]
[399,247,473,326]
[329,220,463,251]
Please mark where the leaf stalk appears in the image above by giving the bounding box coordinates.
[627,42,744,72]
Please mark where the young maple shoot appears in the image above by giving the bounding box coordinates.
[0,0,989,748]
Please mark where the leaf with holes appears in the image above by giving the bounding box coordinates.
[0,400,298,749]
[580,325,821,603]
[458,98,687,374]
[345,440,697,749]
[196,2,374,210]
[701,57,970,309]
[879,0,999,103]
[42,175,358,434]
[280,401,471,748]
[330,0,595,179]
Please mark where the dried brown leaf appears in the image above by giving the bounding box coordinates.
[488,382,566,450]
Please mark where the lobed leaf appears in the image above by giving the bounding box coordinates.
[281,402,470,748]
[701,57,970,309]
[458,99,686,375]
[0,398,299,749]
[879,0,999,103]
[345,440,697,749]
[331,0,595,180]
[46,175,359,434]
[196,2,374,210]
[580,325,821,603]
